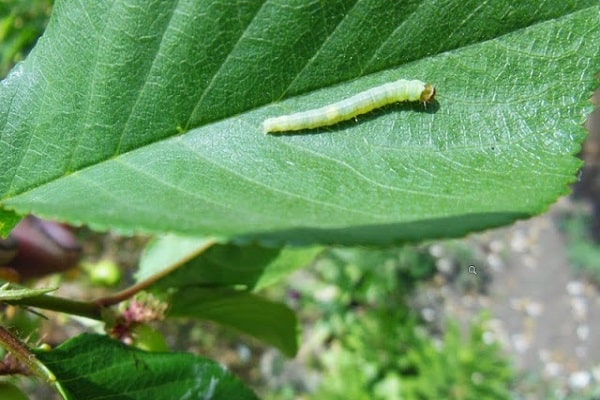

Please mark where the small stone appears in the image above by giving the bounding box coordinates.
[576,325,589,341]
[566,281,585,296]
[511,333,529,353]
[569,371,591,390]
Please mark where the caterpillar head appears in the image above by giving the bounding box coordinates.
[420,83,436,103]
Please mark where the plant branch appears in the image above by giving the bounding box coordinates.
[6,294,103,320]
[0,326,56,383]
[3,239,219,318]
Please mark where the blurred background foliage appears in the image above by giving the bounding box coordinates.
[262,247,515,400]
[0,0,52,78]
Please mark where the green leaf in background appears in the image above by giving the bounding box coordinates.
[135,239,316,356]
[35,333,259,400]
[0,1,598,244]
[0,208,20,237]
[134,234,217,282]
[168,287,299,357]
[138,237,321,291]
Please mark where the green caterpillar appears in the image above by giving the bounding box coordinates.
[263,79,435,134]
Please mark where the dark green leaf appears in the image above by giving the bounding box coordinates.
[35,333,258,400]
[168,288,299,357]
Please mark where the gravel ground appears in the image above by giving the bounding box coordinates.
[431,198,600,397]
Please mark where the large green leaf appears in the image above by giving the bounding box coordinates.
[0,1,597,245]
[35,333,259,400]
